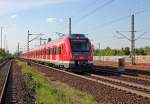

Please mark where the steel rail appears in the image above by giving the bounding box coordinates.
[121,74,150,82]
[89,73,150,90]
[0,60,8,67]
[95,68,150,81]
[0,61,12,104]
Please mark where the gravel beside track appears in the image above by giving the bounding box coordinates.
[30,61,150,104]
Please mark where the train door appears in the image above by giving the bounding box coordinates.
[46,48,49,62]
[61,44,64,63]
[52,46,56,62]
[59,45,62,62]
[44,48,46,61]
[50,47,52,62]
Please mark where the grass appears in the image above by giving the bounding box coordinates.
[16,60,104,104]
[0,56,4,63]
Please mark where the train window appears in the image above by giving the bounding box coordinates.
[61,45,63,54]
[63,44,66,54]
[59,46,61,54]
[46,48,49,55]
[70,39,90,52]
[53,48,55,55]
[56,47,59,55]
[55,47,57,55]
[47,49,48,55]
[55,48,56,55]
[44,49,45,55]
[42,49,44,55]
[56,47,58,55]
[52,48,53,55]
[54,47,56,55]
[62,44,64,53]
[48,48,50,55]
[49,48,51,55]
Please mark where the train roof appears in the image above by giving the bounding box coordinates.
[22,34,89,53]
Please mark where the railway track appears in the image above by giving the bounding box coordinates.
[94,68,150,83]
[0,60,34,104]
[87,73,150,94]
[29,61,150,104]
[0,61,12,104]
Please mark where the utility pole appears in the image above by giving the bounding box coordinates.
[98,43,101,61]
[27,30,29,51]
[69,17,71,35]
[131,14,135,65]
[27,30,44,51]
[1,27,2,49]
[40,38,42,45]
[116,14,135,65]
[116,14,144,65]
[18,42,20,56]
[6,40,8,51]
[4,34,6,51]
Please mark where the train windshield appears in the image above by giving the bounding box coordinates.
[70,39,90,52]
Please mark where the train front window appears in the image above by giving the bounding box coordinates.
[70,39,90,52]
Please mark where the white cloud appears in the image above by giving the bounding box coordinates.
[47,17,57,23]
[59,18,64,22]
[0,0,65,16]
[10,14,17,19]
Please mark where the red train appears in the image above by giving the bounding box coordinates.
[21,34,93,72]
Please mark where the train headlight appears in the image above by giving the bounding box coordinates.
[80,57,84,60]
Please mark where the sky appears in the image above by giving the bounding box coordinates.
[0,0,150,53]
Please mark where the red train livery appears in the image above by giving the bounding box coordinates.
[21,34,93,72]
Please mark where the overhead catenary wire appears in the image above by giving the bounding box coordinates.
[59,0,115,32]
[135,32,146,40]
[74,0,115,25]
[116,31,131,41]
[90,8,150,32]
[58,0,103,32]
[134,8,150,15]
[53,1,150,44]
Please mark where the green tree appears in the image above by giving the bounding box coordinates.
[124,47,130,55]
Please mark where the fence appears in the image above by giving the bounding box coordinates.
[94,56,150,65]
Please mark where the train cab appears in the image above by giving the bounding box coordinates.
[65,34,93,70]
